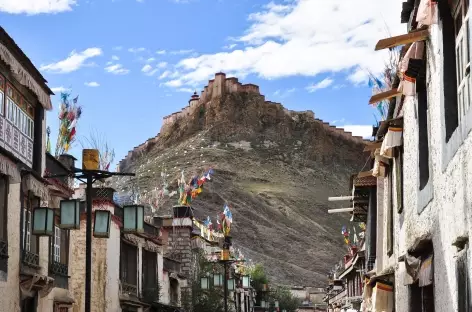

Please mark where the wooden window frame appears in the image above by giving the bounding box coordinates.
[23,194,39,255]
[142,249,157,290]
[120,240,138,287]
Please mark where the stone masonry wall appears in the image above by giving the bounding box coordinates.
[166,225,193,278]
[117,73,367,171]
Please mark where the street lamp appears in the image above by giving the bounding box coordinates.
[59,199,80,229]
[123,205,144,233]
[93,210,111,238]
[32,207,55,236]
[44,149,135,312]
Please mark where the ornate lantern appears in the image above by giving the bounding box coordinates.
[93,210,111,238]
[123,205,144,233]
[59,199,80,229]
[32,207,54,236]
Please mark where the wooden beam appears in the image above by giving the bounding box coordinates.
[369,89,401,105]
[357,170,373,178]
[363,141,382,152]
[375,29,429,51]
[328,208,354,214]
[328,196,354,202]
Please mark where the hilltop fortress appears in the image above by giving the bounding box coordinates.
[117,73,368,172]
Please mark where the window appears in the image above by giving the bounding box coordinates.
[120,241,138,290]
[142,249,157,289]
[23,195,39,255]
[0,175,8,273]
[53,226,60,263]
[409,283,435,312]
[4,83,34,139]
[418,80,430,190]
[457,247,471,312]
[0,91,3,116]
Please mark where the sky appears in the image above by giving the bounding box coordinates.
[0,0,405,167]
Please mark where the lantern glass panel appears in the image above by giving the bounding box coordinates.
[94,210,111,238]
[123,205,136,231]
[33,207,54,236]
[137,206,144,232]
[60,200,80,229]
[228,279,235,291]
[213,274,223,287]
[261,300,266,308]
[275,301,279,308]
[242,276,250,288]
[201,277,209,290]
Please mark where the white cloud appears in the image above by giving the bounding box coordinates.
[128,47,147,53]
[157,62,168,69]
[113,46,123,51]
[51,86,70,93]
[177,88,194,93]
[331,118,346,125]
[164,79,183,88]
[40,48,102,73]
[170,49,194,55]
[111,55,120,61]
[274,87,296,98]
[84,81,100,87]
[159,70,172,80]
[0,0,76,14]
[223,44,237,50]
[156,50,166,55]
[306,78,334,93]
[341,125,373,139]
[141,64,153,73]
[105,64,130,75]
[146,57,156,63]
[166,0,402,88]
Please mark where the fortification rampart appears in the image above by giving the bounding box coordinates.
[117,73,368,171]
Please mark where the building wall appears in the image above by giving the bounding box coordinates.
[394,19,472,311]
[0,182,21,311]
[106,222,121,312]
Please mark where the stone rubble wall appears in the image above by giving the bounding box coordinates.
[117,73,367,171]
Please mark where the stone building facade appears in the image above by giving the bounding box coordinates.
[69,186,177,312]
[326,1,472,311]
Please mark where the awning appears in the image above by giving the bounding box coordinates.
[375,29,429,51]
[398,41,426,96]
[0,42,52,110]
[363,141,382,152]
[371,281,394,312]
[24,173,50,203]
[402,253,433,287]
[416,0,437,27]
[380,127,403,158]
[369,89,401,105]
[0,153,20,183]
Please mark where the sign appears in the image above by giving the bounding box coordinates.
[82,149,99,170]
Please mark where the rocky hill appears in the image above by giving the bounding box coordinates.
[113,73,368,286]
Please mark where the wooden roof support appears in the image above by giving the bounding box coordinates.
[357,170,373,178]
[375,29,429,51]
[328,208,354,214]
[369,89,402,105]
[363,141,382,152]
[328,196,354,202]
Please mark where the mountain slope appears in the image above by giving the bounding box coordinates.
[114,74,367,285]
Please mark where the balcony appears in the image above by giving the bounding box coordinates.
[22,250,39,268]
[50,261,68,276]
[0,239,7,259]
[163,257,181,273]
[0,93,34,168]
[142,287,160,304]
[121,282,138,296]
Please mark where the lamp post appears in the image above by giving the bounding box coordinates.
[44,149,135,312]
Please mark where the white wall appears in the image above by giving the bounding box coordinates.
[106,222,121,312]
[394,18,472,312]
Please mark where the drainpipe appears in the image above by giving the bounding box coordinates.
[19,171,26,267]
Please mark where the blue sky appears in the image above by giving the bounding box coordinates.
[0,0,404,166]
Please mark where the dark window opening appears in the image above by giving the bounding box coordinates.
[439,0,460,141]
[457,247,471,312]
[120,240,138,293]
[410,283,435,312]
[418,80,430,190]
[23,194,39,267]
[0,175,8,273]
[142,249,158,301]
